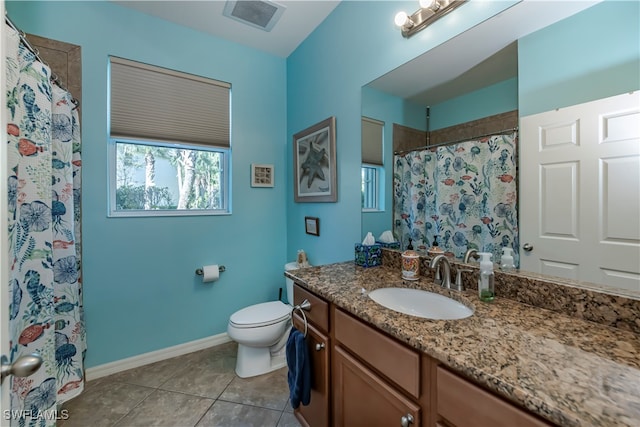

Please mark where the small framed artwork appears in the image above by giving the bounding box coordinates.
[305,216,319,236]
[251,164,274,188]
[293,116,337,202]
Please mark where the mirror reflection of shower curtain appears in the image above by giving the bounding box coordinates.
[6,25,85,424]
[394,132,519,266]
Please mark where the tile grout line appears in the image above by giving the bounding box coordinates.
[63,343,297,427]
[192,399,217,427]
[109,387,154,427]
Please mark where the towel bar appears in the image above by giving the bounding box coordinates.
[291,299,311,338]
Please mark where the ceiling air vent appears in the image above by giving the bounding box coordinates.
[223,1,286,32]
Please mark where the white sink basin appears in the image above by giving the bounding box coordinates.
[368,287,473,320]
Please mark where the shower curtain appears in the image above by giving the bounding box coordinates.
[393,132,519,266]
[6,25,85,425]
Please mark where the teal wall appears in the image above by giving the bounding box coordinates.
[398,0,639,129]
[286,0,518,265]
[429,78,519,130]
[518,0,640,116]
[6,1,288,368]
[7,0,638,369]
[407,0,639,128]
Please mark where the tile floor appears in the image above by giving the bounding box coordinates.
[59,341,300,427]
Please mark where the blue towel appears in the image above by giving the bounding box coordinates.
[286,326,311,409]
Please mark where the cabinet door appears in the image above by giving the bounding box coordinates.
[293,314,330,427]
[437,367,552,427]
[333,346,420,427]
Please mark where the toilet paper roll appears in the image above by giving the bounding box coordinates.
[201,265,220,283]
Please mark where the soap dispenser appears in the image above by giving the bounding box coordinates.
[477,252,495,302]
[428,235,444,256]
[500,247,515,271]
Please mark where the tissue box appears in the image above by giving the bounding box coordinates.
[355,243,382,268]
[376,240,400,249]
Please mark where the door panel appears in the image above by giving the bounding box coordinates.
[539,259,579,280]
[540,161,578,238]
[521,92,640,291]
[333,346,420,427]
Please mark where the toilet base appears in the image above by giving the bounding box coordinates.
[235,343,287,378]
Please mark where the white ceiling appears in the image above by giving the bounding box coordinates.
[112,0,341,58]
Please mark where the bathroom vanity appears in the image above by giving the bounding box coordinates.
[291,285,330,427]
[286,256,640,427]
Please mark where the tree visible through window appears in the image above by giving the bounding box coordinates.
[113,141,227,214]
[108,56,231,217]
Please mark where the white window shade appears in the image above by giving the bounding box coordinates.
[362,117,384,166]
[110,56,231,148]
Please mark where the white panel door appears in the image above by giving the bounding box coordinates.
[520,92,640,291]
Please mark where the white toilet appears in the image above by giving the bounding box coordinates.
[227,262,301,378]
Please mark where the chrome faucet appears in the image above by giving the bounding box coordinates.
[463,249,479,264]
[429,254,452,289]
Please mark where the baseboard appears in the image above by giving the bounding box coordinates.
[86,333,232,381]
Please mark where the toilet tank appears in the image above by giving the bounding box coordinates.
[284,262,309,305]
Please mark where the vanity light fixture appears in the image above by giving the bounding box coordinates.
[395,0,468,38]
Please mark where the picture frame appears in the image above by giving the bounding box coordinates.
[305,216,320,236]
[293,116,337,202]
[251,164,274,188]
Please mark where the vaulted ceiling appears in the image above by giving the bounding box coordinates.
[112,1,341,58]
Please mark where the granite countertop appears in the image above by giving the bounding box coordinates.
[285,261,640,427]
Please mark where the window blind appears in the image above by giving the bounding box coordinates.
[362,117,384,165]
[109,56,231,148]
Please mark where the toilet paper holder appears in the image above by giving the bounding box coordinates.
[195,265,226,276]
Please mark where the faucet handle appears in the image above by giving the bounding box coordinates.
[454,268,473,291]
[464,249,480,264]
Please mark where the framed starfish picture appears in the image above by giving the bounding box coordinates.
[293,116,337,202]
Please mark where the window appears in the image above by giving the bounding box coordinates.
[112,140,228,213]
[361,165,380,211]
[361,117,384,211]
[108,57,231,217]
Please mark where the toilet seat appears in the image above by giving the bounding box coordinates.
[229,301,291,329]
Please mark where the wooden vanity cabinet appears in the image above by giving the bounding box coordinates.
[333,345,421,426]
[332,307,434,427]
[436,367,553,427]
[291,282,554,427]
[292,284,330,427]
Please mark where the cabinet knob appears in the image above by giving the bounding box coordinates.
[315,343,325,351]
[400,413,414,427]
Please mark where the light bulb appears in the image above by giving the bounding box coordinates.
[394,11,409,27]
[419,0,436,9]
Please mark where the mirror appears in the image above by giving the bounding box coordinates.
[360,1,639,297]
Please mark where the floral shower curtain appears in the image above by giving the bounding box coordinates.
[393,132,519,266]
[6,25,85,425]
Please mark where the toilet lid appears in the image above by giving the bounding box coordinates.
[230,301,291,328]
